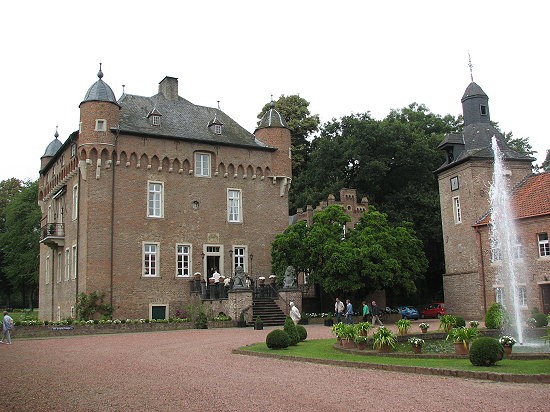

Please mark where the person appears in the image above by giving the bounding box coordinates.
[1,310,14,344]
[344,299,354,324]
[212,268,221,283]
[289,302,301,325]
[334,297,345,323]
[371,300,383,327]
[362,301,370,322]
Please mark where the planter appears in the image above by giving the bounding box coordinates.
[341,340,356,349]
[453,342,469,355]
[323,318,334,327]
[411,345,422,354]
[254,323,263,330]
[420,328,428,334]
[503,345,513,356]
[378,344,392,353]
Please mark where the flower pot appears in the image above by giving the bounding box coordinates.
[503,345,513,356]
[420,328,428,334]
[454,342,469,355]
[412,345,422,354]
[342,340,356,349]
[378,344,392,353]
[254,323,263,330]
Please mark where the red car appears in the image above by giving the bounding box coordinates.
[421,302,446,318]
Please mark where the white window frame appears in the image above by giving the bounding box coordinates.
[538,233,550,257]
[95,119,106,131]
[45,255,50,284]
[143,242,159,277]
[490,240,502,262]
[72,184,78,220]
[518,285,527,307]
[452,196,461,224]
[213,124,222,135]
[147,181,164,218]
[227,189,242,223]
[152,115,160,126]
[495,287,505,306]
[232,246,247,272]
[149,304,169,320]
[65,248,70,281]
[194,152,211,177]
[512,235,523,259]
[71,244,77,280]
[176,244,192,278]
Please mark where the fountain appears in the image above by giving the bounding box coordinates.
[489,136,525,344]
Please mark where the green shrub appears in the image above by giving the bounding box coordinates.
[295,324,307,341]
[266,329,291,349]
[454,316,466,327]
[532,313,548,328]
[194,312,208,329]
[485,303,509,329]
[284,316,300,346]
[469,337,504,366]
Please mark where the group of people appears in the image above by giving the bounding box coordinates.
[334,298,383,326]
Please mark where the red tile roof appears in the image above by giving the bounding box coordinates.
[475,172,550,226]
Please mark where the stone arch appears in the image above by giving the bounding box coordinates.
[227,163,235,177]
[80,148,87,160]
[129,152,138,167]
[89,148,98,163]
[246,165,254,179]
[182,159,190,173]
[173,158,181,173]
[255,166,262,179]
[119,151,128,166]
[162,156,170,172]
[150,155,160,171]
[139,153,148,169]
[218,162,226,177]
[100,148,110,163]
[264,166,271,177]
[236,164,245,178]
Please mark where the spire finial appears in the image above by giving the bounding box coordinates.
[122,84,125,94]
[468,52,474,82]
[217,100,220,110]
[97,62,104,79]
[54,125,59,139]
[270,94,274,108]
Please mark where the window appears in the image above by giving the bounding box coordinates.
[143,243,159,277]
[539,233,550,257]
[228,189,242,223]
[233,246,246,271]
[72,184,78,220]
[57,252,62,283]
[152,115,161,126]
[70,306,75,318]
[195,153,211,177]
[45,255,50,284]
[176,244,191,277]
[71,143,77,157]
[490,240,502,262]
[495,287,505,306]
[95,119,106,131]
[213,124,222,135]
[452,196,461,224]
[480,105,487,116]
[71,245,77,280]
[512,235,522,259]
[518,285,527,307]
[450,176,459,191]
[48,205,53,223]
[65,249,70,281]
[147,181,164,218]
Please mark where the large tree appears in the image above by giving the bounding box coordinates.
[272,205,427,297]
[1,180,40,308]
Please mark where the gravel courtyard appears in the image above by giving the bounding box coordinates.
[2,324,548,411]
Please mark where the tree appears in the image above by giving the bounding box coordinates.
[541,149,550,171]
[272,206,427,297]
[258,94,320,185]
[1,180,40,308]
[0,178,24,307]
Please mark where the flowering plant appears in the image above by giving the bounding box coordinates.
[408,337,425,346]
[469,320,479,328]
[499,335,516,346]
[527,317,537,327]
[419,322,429,330]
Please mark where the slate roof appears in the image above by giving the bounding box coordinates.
[461,82,487,101]
[475,172,550,226]
[116,93,274,150]
[42,137,63,158]
[256,103,288,130]
[81,78,118,106]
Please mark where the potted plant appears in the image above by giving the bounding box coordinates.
[408,337,425,354]
[469,320,479,328]
[419,322,430,333]
[323,313,334,327]
[372,327,396,352]
[356,321,372,337]
[396,319,411,335]
[299,313,309,325]
[499,335,516,356]
[439,314,457,333]
[237,311,247,328]
[331,322,346,345]
[446,326,478,355]
[354,335,369,350]
[254,316,263,330]
[340,324,358,348]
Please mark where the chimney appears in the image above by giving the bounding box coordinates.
[158,76,179,100]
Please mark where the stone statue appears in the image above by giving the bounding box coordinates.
[232,266,246,289]
[282,265,297,289]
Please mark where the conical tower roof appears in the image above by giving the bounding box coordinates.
[255,102,288,131]
[41,128,62,158]
[80,64,118,107]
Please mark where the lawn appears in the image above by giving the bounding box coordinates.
[241,338,550,375]
[6,309,39,323]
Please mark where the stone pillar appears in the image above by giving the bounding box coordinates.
[228,289,253,322]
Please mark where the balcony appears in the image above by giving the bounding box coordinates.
[40,223,65,248]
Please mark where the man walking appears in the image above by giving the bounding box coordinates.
[371,300,383,327]
[334,297,345,323]
[344,299,354,324]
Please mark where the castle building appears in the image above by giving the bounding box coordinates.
[436,81,550,319]
[38,67,291,321]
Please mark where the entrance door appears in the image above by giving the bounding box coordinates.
[541,284,550,314]
[203,245,223,280]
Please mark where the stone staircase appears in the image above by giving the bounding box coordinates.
[251,297,286,326]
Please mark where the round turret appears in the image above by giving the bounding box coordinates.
[41,128,62,170]
[80,63,118,107]
[461,81,490,126]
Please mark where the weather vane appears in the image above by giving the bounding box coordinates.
[468,51,474,82]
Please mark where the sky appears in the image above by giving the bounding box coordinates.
[1,1,548,182]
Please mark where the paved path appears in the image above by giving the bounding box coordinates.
[1,321,548,411]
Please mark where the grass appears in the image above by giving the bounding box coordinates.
[241,338,550,375]
[6,309,39,323]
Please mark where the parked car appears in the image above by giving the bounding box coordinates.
[396,306,419,320]
[421,302,446,319]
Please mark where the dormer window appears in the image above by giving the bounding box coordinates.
[152,115,161,126]
[480,105,487,116]
[213,124,222,135]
